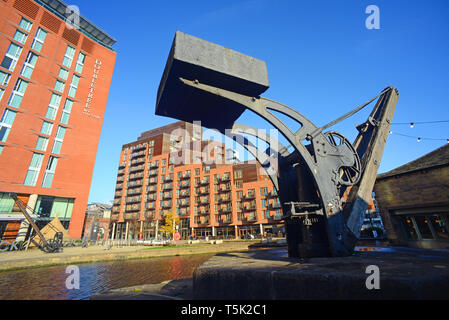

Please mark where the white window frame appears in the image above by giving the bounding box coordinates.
[62,45,76,68]
[42,156,58,188]
[45,93,61,120]
[3,42,22,71]
[75,52,86,74]
[51,126,66,154]
[0,109,17,142]
[24,153,44,186]
[54,79,65,93]
[13,29,28,44]
[31,28,47,53]
[68,74,80,98]
[35,136,49,151]
[18,17,33,32]
[20,51,38,78]
[0,70,11,86]
[7,78,28,108]
[60,99,73,125]
[40,121,53,136]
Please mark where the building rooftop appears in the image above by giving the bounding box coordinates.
[35,0,116,50]
[377,144,449,180]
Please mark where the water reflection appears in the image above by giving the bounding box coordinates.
[0,254,214,300]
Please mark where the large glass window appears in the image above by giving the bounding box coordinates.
[58,67,69,81]
[0,71,11,86]
[20,51,38,78]
[7,78,28,108]
[0,109,17,142]
[54,79,65,93]
[31,28,47,53]
[45,93,61,120]
[51,126,66,154]
[51,198,74,219]
[13,29,28,44]
[35,196,74,220]
[35,136,49,151]
[60,99,73,125]
[399,216,419,240]
[18,17,33,32]
[62,45,76,68]
[429,215,449,240]
[24,152,44,186]
[42,156,58,188]
[75,52,86,74]
[68,74,80,98]
[1,42,22,71]
[0,192,15,213]
[40,121,53,136]
[414,215,434,240]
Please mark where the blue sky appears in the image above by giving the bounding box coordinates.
[76,0,449,204]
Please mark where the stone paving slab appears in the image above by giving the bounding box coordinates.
[193,247,449,300]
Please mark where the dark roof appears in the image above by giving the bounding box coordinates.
[377,143,449,179]
[35,0,116,49]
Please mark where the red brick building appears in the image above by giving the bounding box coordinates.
[0,0,116,241]
[111,121,284,240]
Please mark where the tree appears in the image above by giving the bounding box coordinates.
[160,210,180,239]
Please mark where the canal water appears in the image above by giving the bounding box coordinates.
[0,253,215,300]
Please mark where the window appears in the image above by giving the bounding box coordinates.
[19,17,33,32]
[31,28,47,53]
[20,51,38,78]
[195,168,200,176]
[75,52,86,74]
[68,74,79,98]
[0,89,4,103]
[0,109,17,142]
[58,68,69,80]
[62,45,76,68]
[13,29,28,44]
[35,136,49,151]
[60,99,73,125]
[234,170,242,179]
[40,121,53,136]
[24,153,44,186]
[42,156,58,188]
[45,93,61,120]
[8,78,28,108]
[0,71,11,86]
[51,126,66,154]
[1,42,22,71]
[54,79,65,93]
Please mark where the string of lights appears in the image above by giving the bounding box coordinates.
[389,131,449,143]
[378,119,449,143]
[391,120,449,127]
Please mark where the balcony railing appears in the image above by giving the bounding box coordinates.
[217,197,231,203]
[197,179,209,186]
[147,178,158,185]
[179,173,191,180]
[178,181,190,189]
[129,165,145,172]
[179,190,190,198]
[217,176,231,184]
[268,202,282,210]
